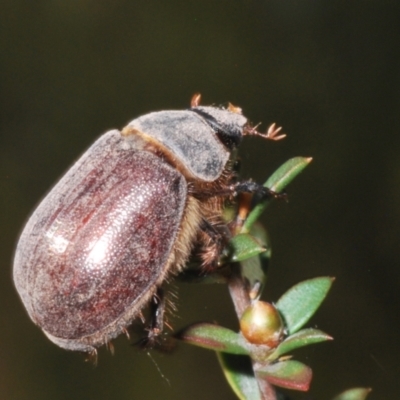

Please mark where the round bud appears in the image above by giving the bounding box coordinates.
[240,301,284,347]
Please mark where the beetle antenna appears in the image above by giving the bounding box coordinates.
[245,122,286,141]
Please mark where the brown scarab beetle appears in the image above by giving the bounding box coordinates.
[13,95,284,353]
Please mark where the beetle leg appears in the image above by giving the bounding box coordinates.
[244,122,286,141]
[140,288,166,348]
[234,192,253,230]
[198,219,227,271]
[232,180,288,202]
[201,180,287,202]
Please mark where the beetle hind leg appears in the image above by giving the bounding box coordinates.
[138,288,165,348]
[138,288,177,352]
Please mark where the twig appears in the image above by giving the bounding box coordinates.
[227,263,278,400]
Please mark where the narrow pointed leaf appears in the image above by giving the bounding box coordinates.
[176,323,249,355]
[229,233,266,262]
[332,388,372,400]
[276,277,335,334]
[217,352,261,400]
[240,223,271,298]
[269,328,333,359]
[242,157,312,233]
[256,360,312,391]
[265,156,313,192]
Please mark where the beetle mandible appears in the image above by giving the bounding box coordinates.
[13,94,285,353]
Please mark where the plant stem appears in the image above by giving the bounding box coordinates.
[227,263,278,400]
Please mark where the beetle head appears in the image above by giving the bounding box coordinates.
[191,106,248,150]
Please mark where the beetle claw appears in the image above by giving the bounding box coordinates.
[245,122,286,141]
[265,122,286,141]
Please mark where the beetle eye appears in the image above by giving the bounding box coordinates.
[215,127,242,150]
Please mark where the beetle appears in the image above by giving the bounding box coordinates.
[13,94,285,354]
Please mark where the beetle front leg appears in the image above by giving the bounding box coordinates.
[200,180,287,202]
[231,180,287,201]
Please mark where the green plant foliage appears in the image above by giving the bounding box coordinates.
[177,323,249,355]
[217,353,261,400]
[239,223,270,296]
[175,157,368,398]
[229,233,266,263]
[242,157,312,234]
[276,277,335,335]
[332,388,372,400]
[269,328,333,359]
[256,360,312,391]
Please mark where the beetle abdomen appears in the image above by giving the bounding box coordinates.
[14,130,188,350]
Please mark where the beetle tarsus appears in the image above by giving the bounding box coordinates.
[139,288,166,349]
[233,180,287,202]
[245,122,286,141]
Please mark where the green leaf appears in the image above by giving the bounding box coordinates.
[217,352,261,400]
[276,277,334,334]
[332,388,372,400]
[236,223,270,300]
[248,222,271,256]
[256,360,312,391]
[265,156,313,191]
[269,328,333,359]
[176,323,249,355]
[229,233,266,263]
[242,157,312,233]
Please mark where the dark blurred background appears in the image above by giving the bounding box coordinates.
[1,1,399,399]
